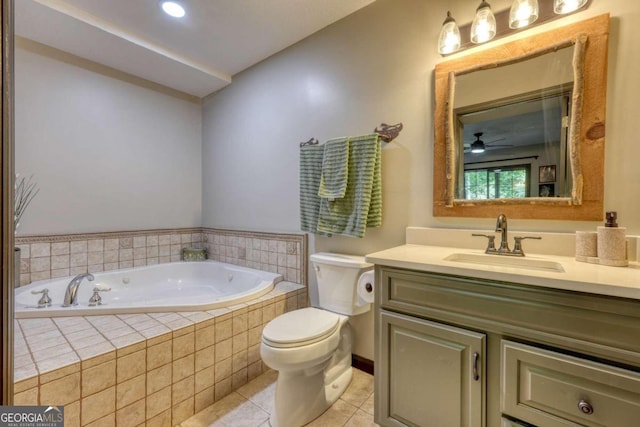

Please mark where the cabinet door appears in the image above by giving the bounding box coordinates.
[377,310,485,427]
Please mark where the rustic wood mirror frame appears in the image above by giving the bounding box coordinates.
[433,14,609,220]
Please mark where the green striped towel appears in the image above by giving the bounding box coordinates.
[299,144,325,233]
[318,137,349,200]
[317,134,382,237]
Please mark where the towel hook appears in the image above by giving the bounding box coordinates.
[299,138,319,147]
[374,122,403,143]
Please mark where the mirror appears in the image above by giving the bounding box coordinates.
[455,46,574,200]
[433,14,609,221]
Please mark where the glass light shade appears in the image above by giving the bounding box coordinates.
[554,0,588,14]
[509,0,539,29]
[471,1,496,44]
[438,12,461,54]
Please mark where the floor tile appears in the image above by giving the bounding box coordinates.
[179,391,269,427]
[361,392,374,416]
[341,369,374,408]
[344,409,379,427]
[235,369,277,413]
[181,368,375,427]
[306,399,359,427]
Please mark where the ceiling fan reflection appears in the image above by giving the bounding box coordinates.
[464,132,512,153]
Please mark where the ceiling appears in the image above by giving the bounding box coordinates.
[15,0,376,98]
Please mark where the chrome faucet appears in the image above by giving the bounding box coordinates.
[63,273,94,307]
[473,213,542,257]
[495,214,510,253]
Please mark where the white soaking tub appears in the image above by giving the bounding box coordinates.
[15,261,280,318]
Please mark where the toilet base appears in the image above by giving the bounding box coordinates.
[269,366,352,427]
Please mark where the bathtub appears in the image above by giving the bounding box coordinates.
[15,261,281,318]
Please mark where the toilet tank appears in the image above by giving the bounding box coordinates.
[310,253,374,316]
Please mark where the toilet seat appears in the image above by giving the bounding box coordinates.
[262,307,340,348]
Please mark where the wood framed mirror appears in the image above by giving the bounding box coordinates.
[433,14,609,220]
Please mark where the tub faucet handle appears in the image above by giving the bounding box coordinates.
[88,285,111,307]
[31,288,52,308]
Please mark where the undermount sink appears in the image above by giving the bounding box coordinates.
[444,253,565,273]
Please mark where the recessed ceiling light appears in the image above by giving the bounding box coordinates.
[161,1,186,18]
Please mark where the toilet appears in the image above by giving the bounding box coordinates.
[260,252,373,427]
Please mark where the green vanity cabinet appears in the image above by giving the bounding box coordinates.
[378,310,485,427]
[374,266,640,427]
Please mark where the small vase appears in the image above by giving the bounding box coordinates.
[14,247,21,288]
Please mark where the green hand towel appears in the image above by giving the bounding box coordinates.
[300,144,325,233]
[318,137,350,200]
[317,134,382,238]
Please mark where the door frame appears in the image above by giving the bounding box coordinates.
[1,0,14,404]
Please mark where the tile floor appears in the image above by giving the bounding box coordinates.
[179,368,378,427]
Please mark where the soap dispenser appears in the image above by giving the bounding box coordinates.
[597,211,628,267]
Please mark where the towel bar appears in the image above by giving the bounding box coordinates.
[299,122,403,147]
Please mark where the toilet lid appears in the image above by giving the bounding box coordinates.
[262,307,340,348]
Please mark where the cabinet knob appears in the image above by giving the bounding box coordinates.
[578,400,594,415]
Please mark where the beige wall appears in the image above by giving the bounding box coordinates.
[15,40,203,235]
[202,0,640,358]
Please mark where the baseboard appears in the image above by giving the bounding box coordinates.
[352,355,374,375]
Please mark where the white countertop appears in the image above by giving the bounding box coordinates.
[366,244,640,300]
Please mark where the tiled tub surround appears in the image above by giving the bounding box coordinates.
[13,281,307,427]
[16,228,307,287]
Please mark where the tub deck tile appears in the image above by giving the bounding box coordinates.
[181,312,214,324]
[18,318,57,336]
[110,332,146,350]
[139,324,172,340]
[53,316,95,332]
[76,341,116,361]
[14,363,39,383]
[36,352,80,376]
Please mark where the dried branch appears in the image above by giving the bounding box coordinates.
[15,174,39,231]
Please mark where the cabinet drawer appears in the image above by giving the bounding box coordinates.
[502,340,640,427]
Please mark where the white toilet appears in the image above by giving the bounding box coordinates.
[260,252,373,427]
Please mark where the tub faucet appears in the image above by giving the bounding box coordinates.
[63,273,94,307]
[496,214,510,253]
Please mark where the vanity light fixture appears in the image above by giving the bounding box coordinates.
[438,11,462,54]
[161,1,186,18]
[471,0,497,44]
[553,0,588,14]
[439,0,591,56]
[509,0,539,28]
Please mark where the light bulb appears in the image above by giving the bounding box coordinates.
[554,0,588,14]
[471,1,496,44]
[161,1,186,18]
[509,0,539,29]
[438,12,461,55]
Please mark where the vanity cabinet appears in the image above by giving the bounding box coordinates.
[378,310,484,427]
[374,267,640,427]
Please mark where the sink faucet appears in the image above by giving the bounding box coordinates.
[473,213,542,256]
[495,214,510,253]
[63,273,94,307]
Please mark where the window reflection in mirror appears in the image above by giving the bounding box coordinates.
[453,46,574,200]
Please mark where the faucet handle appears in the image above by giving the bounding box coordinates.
[31,288,52,308]
[472,234,497,253]
[88,285,111,307]
[512,236,542,255]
